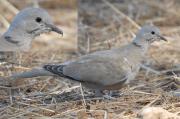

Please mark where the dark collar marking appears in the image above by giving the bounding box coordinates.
[5,36,19,44]
[132,42,142,48]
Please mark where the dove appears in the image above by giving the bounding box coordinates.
[0,7,63,51]
[10,25,167,95]
[0,7,63,64]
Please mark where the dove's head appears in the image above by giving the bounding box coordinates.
[2,7,63,51]
[133,25,167,49]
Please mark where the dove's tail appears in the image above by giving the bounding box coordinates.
[10,67,55,80]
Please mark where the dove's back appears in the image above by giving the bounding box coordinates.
[62,43,144,90]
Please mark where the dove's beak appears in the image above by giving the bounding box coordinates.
[45,23,63,36]
[156,34,167,41]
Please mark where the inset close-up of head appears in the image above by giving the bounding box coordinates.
[0,0,77,66]
[1,7,63,51]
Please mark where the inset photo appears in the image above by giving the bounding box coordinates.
[0,0,77,64]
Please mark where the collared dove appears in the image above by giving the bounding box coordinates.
[0,7,63,62]
[10,25,167,94]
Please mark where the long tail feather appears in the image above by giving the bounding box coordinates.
[10,67,54,80]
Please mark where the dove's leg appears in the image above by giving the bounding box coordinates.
[18,52,22,66]
[12,52,17,64]
[94,90,104,97]
[94,90,116,100]
[141,64,161,75]
[108,90,123,97]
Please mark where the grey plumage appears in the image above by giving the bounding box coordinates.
[0,7,63,52]
[0,7,63,62]
[10,25,167,91]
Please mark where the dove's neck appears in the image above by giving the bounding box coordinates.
[0,35,32,52]
[132,37,150,54]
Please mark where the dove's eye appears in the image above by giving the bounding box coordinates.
[35,17,42,23]
[151,31,155,35]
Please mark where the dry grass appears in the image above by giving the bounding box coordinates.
[0,0,179,119]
